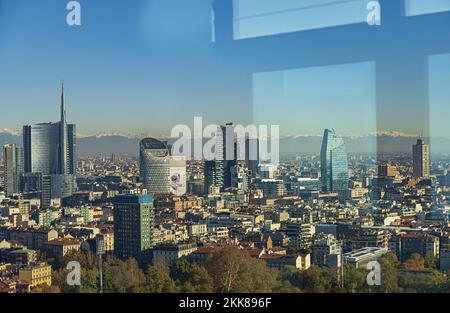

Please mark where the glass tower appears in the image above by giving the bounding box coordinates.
[139,138,171,193]
[23,83,76,176]
[3,144,24,196]
[204,125,225,193]
[320,129,349,193]
[22,83,77,206]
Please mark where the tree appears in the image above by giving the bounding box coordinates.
[272,280,301,293]
[52,268,79,293]
[30,284,60,293]
[402,253,425,270]
[343,265,367,293]
[232,257,279,293]
[54,250,98,271]
[52,266,99,293]
[299,267,336,293]
[79,269,100,293]
[373,253,403,293]
[278,266,303,289]
[399,270,446,293]
[205,246,246,293]
[424,252,437,269]
[103,258,146,293]
[171,259,214,293]
[143,264,178,293]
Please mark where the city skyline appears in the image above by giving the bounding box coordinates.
[2,0,450,300]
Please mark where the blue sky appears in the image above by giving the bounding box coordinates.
[0,0,449,138]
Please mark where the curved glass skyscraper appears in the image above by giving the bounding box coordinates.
[22,83,77,207]
[320,129,348,193]
[140,138,171,193]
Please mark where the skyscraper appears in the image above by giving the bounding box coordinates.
[222,123,237,188]
[320,129,349,193]
[23,82,76,176]
[204,125,225,193]
[22,83,77,206]
[140,138,171,193]
[413,138,430,178]
[113,190,154,264]
[245,137,259,177]
[3,144,24,196]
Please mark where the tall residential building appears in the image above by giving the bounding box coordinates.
[113,190,154,264]
[312,234,342,267]
[320,129,349,193]
[204,122,245,192]
[204,125,225,193]
[412,138,430,178]
[378,164,399,177]
[222,123,237,188]
[3,144,24,196]
[140,138,171,194]
[389,234,439,262]
[22,83,77,206]
[230,163,250,192]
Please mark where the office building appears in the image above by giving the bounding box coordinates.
[23,83,76,176]
[140,138,171,194]
[258,179,286,198]
[412,138,430,178]
[245,137,259,176]
[22,83,77,205]
[320,129,349,192]
[113,190,154,264]
[3,144,24,196]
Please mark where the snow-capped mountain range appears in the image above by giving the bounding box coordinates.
[1,130,449,157]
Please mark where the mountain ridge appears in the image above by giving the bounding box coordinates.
[1,131,449,157]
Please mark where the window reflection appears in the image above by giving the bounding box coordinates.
[252,62,376,153]
[233,0,369,40]
[405,0,450,16]
[429,54,450,155]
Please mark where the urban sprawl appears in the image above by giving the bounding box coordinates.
[1,86,450,293]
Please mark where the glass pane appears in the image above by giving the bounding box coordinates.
[405,0,450,16]
[253,62,377,155]
[233,0,369,39]
[429,54,450,156]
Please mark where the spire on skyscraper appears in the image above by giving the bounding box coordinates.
[61,80,66,123]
